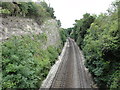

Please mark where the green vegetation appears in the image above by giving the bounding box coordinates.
[59,27,74,45]
[83,9,120,88]
[2,34,60,89]
[70,13,95,49]
[56,20,61,27]
[0,9,10,14]
[66,1,120,89]
[40,1,56,19]
[0,1,56,24]
[59,28,67,46]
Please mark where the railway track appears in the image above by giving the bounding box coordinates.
[50,38,93,88]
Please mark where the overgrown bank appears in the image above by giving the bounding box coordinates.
[65,1,120,89]
[2,34,62,89]
[83,7,120,88]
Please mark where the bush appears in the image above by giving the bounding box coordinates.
[70,13,95,48]
[83,3,120,88]
[59,29,67,46]
[2,34,60,89]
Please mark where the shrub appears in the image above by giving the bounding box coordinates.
[2,34,60,89]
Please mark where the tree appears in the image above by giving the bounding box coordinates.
[40,1,56,18]
[71,13,95,48]
[19,2,28,17]
[57,20,61,27]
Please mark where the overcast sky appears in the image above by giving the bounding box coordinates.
[34,0,115,28]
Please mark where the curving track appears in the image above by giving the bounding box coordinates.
[50,38,93,88]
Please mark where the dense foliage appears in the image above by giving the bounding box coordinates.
[70,13,95,49]
[68,1,120,89]
[83,7,120,88]
[59,27,74,45]
[2,34,60,89]
[59,28,67,45]
[0,2,55,24]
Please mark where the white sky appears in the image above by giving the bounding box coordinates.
[34,0,115,28]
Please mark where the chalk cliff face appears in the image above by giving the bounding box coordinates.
[1,16,61,48]
[41,19,61,48]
